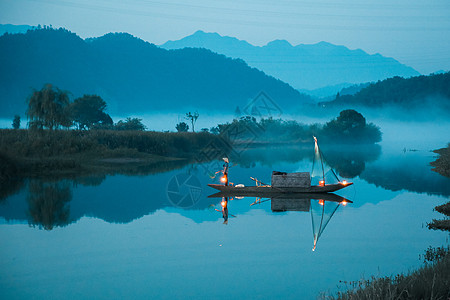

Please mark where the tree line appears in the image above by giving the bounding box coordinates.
[23,84,145,131]
[325,71,450,109]
[207,109,382,144]
[18,83,381,145]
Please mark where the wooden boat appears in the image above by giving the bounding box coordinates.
[207,181,352,195]
[209,136,353,195]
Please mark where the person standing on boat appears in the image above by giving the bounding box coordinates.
[222,157,229,186]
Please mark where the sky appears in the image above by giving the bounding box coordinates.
[1,0,449,74]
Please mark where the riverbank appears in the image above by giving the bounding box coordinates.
[428,200,450,231]
[0,129,227,179]
[322,247,450,299]
[428,144,450,231]
[431,144,450,177]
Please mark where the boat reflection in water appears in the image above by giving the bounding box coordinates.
[221,197,229,224]
[209,192,351,250]
[211,197,237,224]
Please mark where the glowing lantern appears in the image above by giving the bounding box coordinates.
[319,180,325,186]
[341,200,348,206]
[342,180,348,185]
[221,201,227,208]
[220,175,227,183]
[319,199,324,206]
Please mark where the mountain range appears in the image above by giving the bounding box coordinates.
[0,24,33,36]
[0,27,311,118]
[161,30,420,91]
[323,72,450,112]
[1,26,446,120]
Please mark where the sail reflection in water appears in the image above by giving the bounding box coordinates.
[310,198,347,251]
[210,192,351,250]
[271,193,351,251]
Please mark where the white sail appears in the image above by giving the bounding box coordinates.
[311,136,340,186]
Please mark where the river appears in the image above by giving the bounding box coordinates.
[0,124,449,299]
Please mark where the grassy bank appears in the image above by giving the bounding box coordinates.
[431,144,450,177]
[322,247,450,300]
[428,146,450,231]
[428,201,450,231]
[0,129,228,178]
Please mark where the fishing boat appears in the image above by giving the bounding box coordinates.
[208,136,352,194]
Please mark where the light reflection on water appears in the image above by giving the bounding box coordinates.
[0,145,449,299]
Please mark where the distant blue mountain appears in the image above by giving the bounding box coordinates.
[0,24,33,35]
[322,72,450,111]
[161,30,420,90]
[0,28,312,118]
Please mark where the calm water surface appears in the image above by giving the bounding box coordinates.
[1,136,449,299]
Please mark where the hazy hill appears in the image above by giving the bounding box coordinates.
[323,72,450,113]
[0,28,311,118]
[0,24,33,36]
[161,30,420,90]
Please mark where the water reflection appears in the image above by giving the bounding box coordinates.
[27,180,72,230]
[210,192,351,250]
[321,144,381,178]
[235,144,381,179]
[360,151,450,196]
[221,197,229,224]
[274,194,350,251]
[1,143,449,230]
[0,177,24,202]
[211,197,238,224]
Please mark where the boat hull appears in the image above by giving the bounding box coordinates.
[207,182,352,195]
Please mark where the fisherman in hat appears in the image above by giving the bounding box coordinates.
[222,157,229,186]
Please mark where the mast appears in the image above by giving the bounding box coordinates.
[313,136,325,184]
[313,136,341,185]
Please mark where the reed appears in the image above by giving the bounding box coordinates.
[321,247,450,300]
[0,129,227,176]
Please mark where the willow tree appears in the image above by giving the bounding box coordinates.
[26,84,72,130]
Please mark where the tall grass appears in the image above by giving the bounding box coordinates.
[0,129,228,176]
[321,247,450,300]
[0,129,224,157]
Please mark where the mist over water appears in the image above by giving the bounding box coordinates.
[113,111,449,152]
[111,112,237,132]
[3,107,448,155]
[0,119,12,129]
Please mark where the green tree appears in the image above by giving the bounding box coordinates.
[26,84,71,130]
[115,117,146,131]
[322,109,381,143]
[12,115,20,129]
[175,122,189,132]
[70,95,113,130]
[185,111,199,132]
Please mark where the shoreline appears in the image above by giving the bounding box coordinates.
[0,129,227,180]
[430,144,450,178]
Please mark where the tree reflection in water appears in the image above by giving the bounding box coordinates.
[235,144,381,179]
[27,180,72,230]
